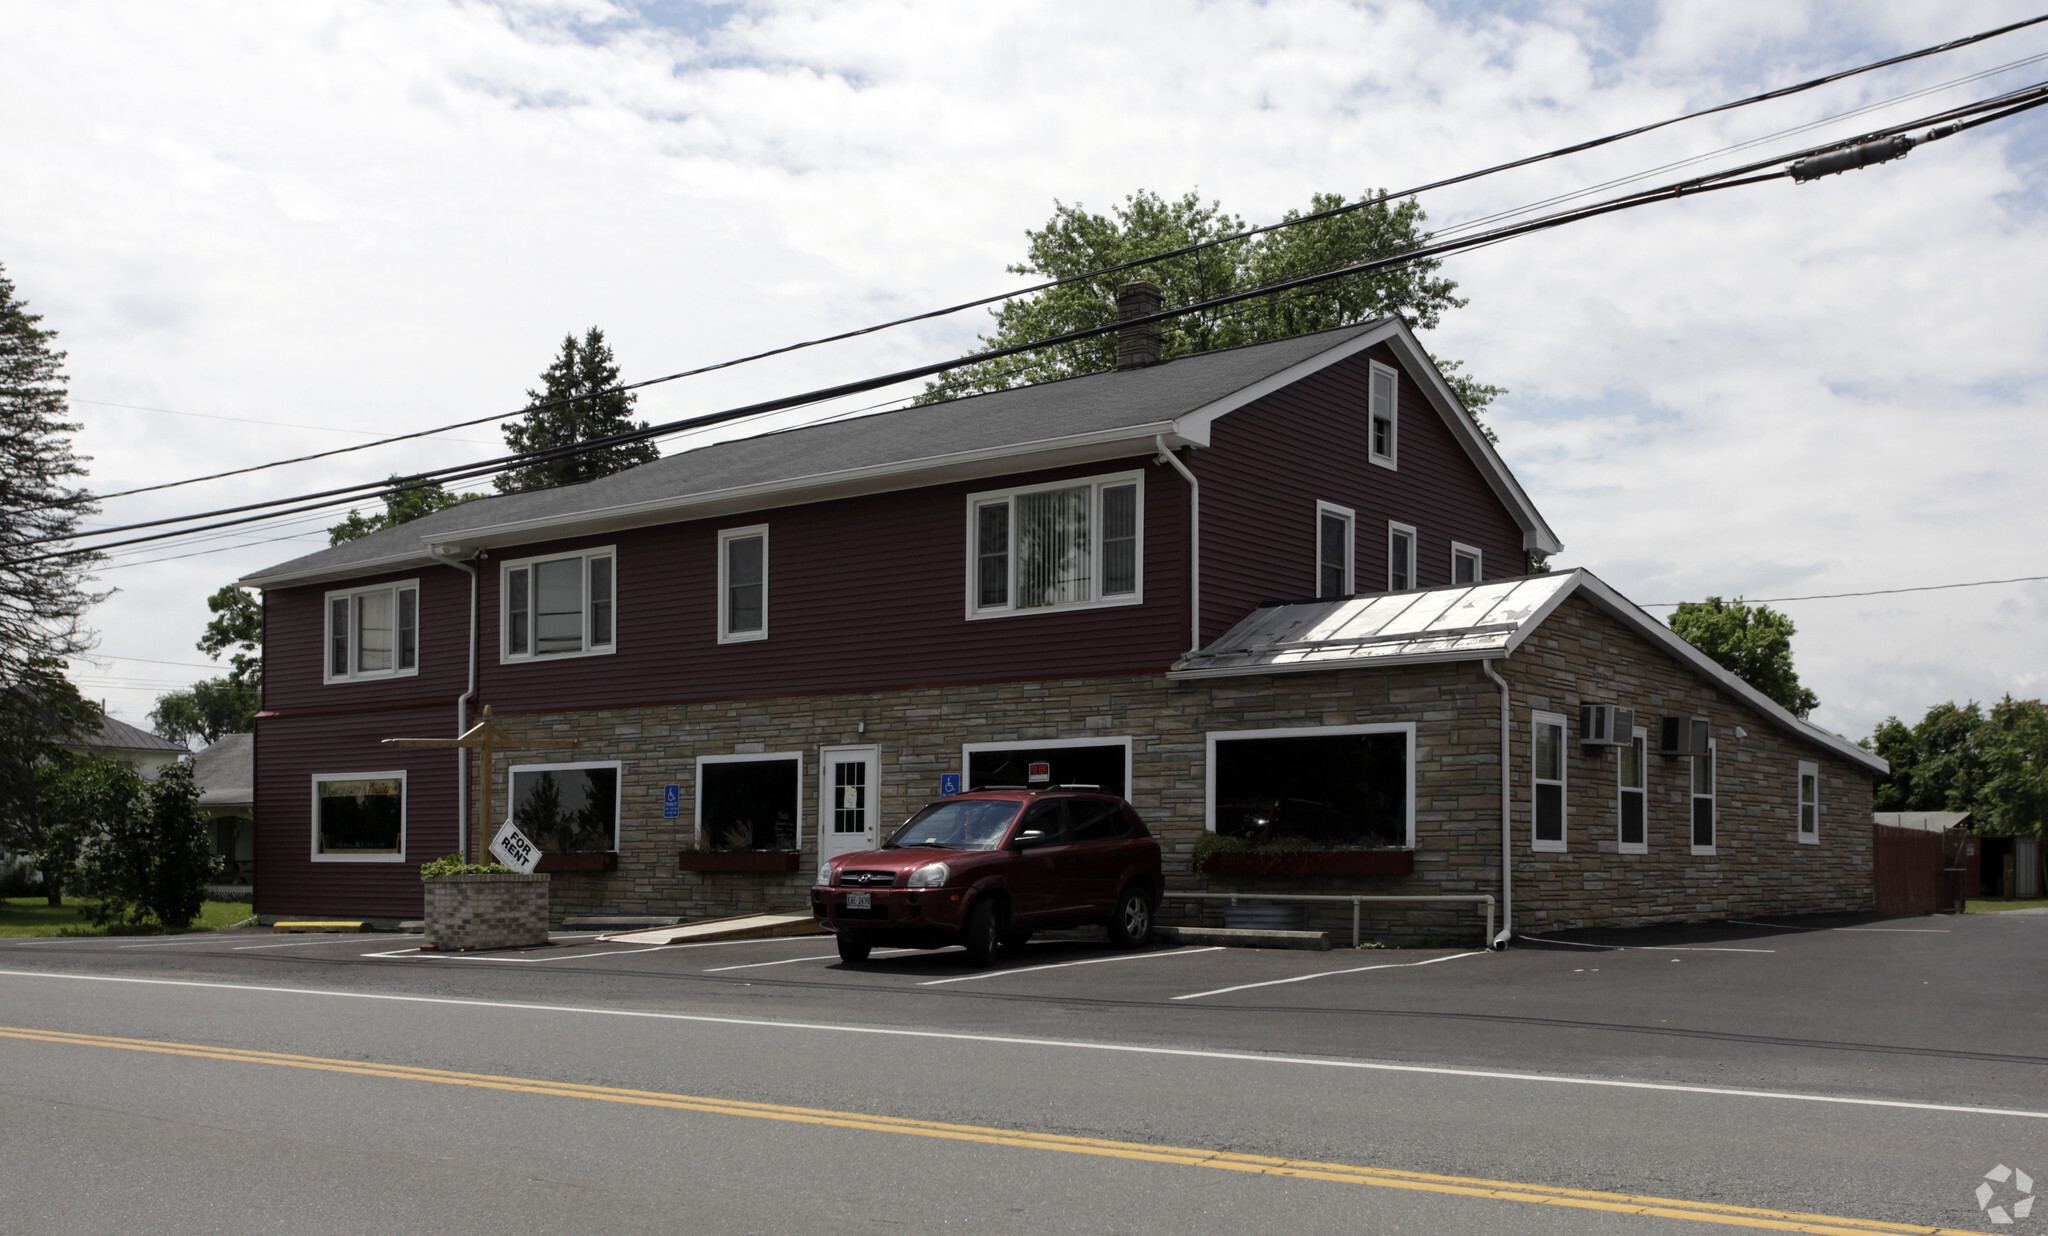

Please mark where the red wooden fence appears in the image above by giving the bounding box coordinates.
[1873,823,1957,915]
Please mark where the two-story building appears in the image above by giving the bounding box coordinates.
[244,303,1882,938]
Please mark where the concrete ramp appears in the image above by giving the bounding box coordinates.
[601,910,825,946]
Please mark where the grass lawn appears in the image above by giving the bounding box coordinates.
[0,897,255,938]
[1966,898,2048,914]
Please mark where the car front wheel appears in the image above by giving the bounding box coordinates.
[960,898,1000,966]
[836,932,873,964]
[1107,886,1153,949]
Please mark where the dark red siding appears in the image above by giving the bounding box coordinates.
[1192,343,1526,643]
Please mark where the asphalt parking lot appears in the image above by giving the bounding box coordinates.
[6,907,2042,1112]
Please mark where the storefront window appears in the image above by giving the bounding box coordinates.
[698,755,801,852]
[508,762,621,854]
[1209,727,1412,849]
[312,773,405,860]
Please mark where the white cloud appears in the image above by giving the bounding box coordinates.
[3,0,2045,739]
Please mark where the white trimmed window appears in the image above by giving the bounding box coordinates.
[1618,726,1648,854]
[508,761,622,854]
[967,471,1142,618]
[1452,542,1482,586]
[1388,522,1417,592]
[311,771,406,862]
[1204,723,1416,848]
[1797,760,1819,844]
[501,548,616,661]
[1691,740,1717,855]
[718,525,768,643]
[1316,501,1354,598]
[325,580,419,683]
[1368,359,1399,469]
[696,752,803,853]
[1531,711,1566,851]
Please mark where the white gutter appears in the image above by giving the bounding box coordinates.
[1481,658,1513,948]
[438,551,480,863]
[1154,436,1201,657]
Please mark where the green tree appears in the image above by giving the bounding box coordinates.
[495,328,658,494]
[1668,597,1820,718]
[63,759,217,931]
[0,658,101,903]
[148,678,260,746]
[918,189,1500,436]
[1868,697,2048,837]
[329,476,481,546]
[0,263,105,683]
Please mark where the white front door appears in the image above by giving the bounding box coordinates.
[818,746,881,867]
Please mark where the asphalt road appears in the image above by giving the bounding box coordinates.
[0,910,2041,1234]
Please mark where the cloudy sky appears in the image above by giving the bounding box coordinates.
[5,0,2046,742]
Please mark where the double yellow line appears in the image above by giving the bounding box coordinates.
[0,1024,1971,1235]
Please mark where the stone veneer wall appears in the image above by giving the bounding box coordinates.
[467,593,1873,940]
[422,873,550,950]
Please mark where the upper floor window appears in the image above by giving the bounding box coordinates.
[1316,501,1354,598]
[325,581,419,683]
[1388,522,1416,592]
[502,547,615,662]
[1452,543,1482,586]
[1797,760,1819,844]
[719,525,768,643]
[967,472,1141,619]
[1368,360,1399,469]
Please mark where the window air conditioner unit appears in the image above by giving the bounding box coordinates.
[1658,716,1711,756]
[1579,704,1632,746]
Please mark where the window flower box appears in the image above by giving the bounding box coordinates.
[677,850,802,873]
[1200,850,1415,877]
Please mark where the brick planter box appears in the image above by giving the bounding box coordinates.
[422,873,549,951]
[676,851,802,873]
[1200,850,1416,877]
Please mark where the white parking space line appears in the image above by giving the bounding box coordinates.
[703,949,920,972]
[232,937,413,951]
[13,967,2039,1122]
[917,946,1224,987]
[1172,950,1484,1001]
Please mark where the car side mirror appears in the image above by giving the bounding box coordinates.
[1011,830,1047,850]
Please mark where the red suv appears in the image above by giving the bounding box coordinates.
[812,789,1164,966]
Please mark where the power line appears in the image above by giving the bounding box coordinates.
[57,13,2048,512]
[25,77,2048,564]
[1639,573,2048,607]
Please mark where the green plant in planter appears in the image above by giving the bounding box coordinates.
[418,855,512,881]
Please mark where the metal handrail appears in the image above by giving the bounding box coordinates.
[1161,890,1497,949]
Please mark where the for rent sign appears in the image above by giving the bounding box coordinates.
[489,821,543,873]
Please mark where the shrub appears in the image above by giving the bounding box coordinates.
[58,759,218,931]
[418,855,511,880]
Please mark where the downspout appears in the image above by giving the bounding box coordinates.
[1154,436,1201,657]
[1482,658,1513,948]
[442,552,480,863]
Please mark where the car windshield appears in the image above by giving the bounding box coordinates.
[883,799,1019,851]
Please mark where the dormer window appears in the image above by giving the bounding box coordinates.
[1368,360,1399,469]
[502,548,616,661]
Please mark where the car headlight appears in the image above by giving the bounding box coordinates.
[814,862,836,888]
[906,861,950,889]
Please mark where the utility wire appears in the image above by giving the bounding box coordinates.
[27,78,2048,564]
[1640,573,2048,607]
[59,12,2048,511]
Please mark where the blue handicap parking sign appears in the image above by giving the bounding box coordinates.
[662,783,682,818]
[940,774,962,797]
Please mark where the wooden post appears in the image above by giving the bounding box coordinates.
[383,706,581,861]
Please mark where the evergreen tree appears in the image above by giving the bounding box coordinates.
[0,263,104,683]
[495,328,658,494]
[0,658,101,902]
[1668,597,1820,719]
[329,476,481,545]
[918,190,1502,437]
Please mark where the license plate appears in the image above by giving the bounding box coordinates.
[845,891,872,910]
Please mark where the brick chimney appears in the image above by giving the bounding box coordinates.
[1115,280,1164,370]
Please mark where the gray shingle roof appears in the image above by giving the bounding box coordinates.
[194,732,253,808]
[246,322,1390,586]
[69,714,186,754]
